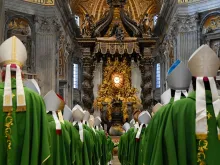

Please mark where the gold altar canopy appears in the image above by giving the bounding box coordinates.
[93,59,141,122]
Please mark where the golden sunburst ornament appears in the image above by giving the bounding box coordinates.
[112,73,123,88]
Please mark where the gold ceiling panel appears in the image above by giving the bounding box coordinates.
[71,0,161,23]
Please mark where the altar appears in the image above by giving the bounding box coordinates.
[77,0,157,135]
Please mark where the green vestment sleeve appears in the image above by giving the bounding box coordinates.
[148,98,176,165]
[118,133,128,165]
[106,136,114,162]
[127,128,137,165]
[64,121,83,165]
[164,91,220,165]
[0,79,50,165]
[45,114,71,165]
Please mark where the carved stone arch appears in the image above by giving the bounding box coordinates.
[4,12,36,73]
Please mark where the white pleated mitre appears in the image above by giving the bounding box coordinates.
[188,45,220,139]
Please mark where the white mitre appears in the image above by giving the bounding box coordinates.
[44,90,61,112]
[72,104,85,122]
[89,115,95,128]
[138,111,151,125]
[188,44,219,77]
[188,44,220,139]
[130,119,135,127]
[83,111,90,122]
[44,90,62,132]
[24,79,41,95]
[63,105,73,121]
[151,103,163,116]
[0,36,27,67]
[123,122,130,132]
[0,36,27,112]
[136,111,151,139]
[94,116,102,126]
[161,89,171,105]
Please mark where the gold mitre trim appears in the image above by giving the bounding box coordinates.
[0,60,23,67]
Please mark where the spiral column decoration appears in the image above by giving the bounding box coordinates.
[81,48,95,112]
[139,48,154,111]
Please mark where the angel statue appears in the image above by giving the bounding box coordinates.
[139,13,153,36]
[81,14,95,37]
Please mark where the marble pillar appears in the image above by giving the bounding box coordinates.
[35,16,60,96]
[170,14,199,64]
[81,47,94,111]
[93,60,103,99]
[131,60,142,99]
[139,48,154,111]
[159,14,199,95]
[0,0,5,43]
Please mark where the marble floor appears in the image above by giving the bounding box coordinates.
[111,156,120,165]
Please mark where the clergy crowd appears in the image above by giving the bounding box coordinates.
[1,35,220,165]
[0,36,114,165]
[118,44,220,165]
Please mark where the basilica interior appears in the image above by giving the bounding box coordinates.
[0,0,220,163]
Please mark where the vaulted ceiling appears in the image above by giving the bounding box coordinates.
[70,0,162,23]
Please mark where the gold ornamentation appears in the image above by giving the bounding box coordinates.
[93,58,141,122]
[23,0,55,6]
[197,139,208,165]
[5,95,11,105]
[0,60,23,67]
[17,95,25,105]
[12,36,16,61]
[112,73,124,88]
[16,106,26,112]
[5,112,13,150]
[94,40,140,55]
[196,134,208,140]
[57,110,64,124]
[178,0,200,4]
[202,15,220,34]
[207,113,212,119]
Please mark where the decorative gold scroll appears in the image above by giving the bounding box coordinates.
[23,0,55,6]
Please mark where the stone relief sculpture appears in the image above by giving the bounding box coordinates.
[81,14,95,37]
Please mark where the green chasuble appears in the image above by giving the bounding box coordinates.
[0,78,50,165]
[83,124,97,165]
[118,131,129,165]
[64,121,83,165]
[141,98,175,165]
[106,136,114,163]
[127,128,138,165]
[46,114,71,165]
[136,127,146,165]
[164,91,220,165]
[94,129,103,165]
[98,130,108,165]
[74,124,94,165]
